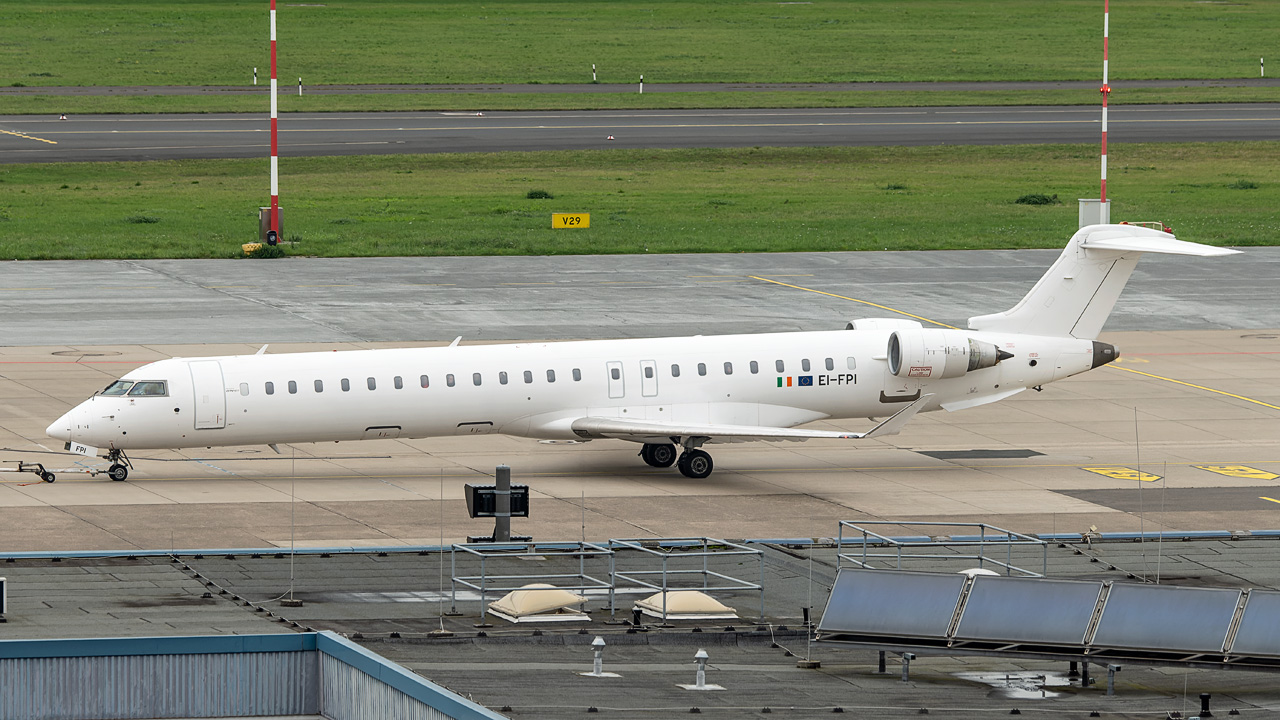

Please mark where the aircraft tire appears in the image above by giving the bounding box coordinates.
[108,464,129,482]
[676,449,713,479]
[640,443,678,468]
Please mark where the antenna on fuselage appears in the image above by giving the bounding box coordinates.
[449,336,462,348]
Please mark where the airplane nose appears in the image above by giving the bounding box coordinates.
[46,409,74,443]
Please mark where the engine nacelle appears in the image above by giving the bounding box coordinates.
[888,329,1010,380]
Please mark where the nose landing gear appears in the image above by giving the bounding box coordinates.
[104,449,131,482]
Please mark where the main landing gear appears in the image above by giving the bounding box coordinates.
[639,443,714,479]
[639,443,678,468]
[105,449,131,482]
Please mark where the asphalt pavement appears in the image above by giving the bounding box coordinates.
[3,104,1279,163]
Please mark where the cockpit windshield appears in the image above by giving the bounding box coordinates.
[101,381,133,396]
[127,381,168,397]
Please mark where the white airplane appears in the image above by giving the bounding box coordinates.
[47,224,1236,482]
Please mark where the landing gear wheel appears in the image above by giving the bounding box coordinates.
[108,464,129,482]
[639,443,678,468]
[41,472,55,483]
[675,449,714,479]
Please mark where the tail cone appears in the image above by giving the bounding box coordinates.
[1091,342,1119,368]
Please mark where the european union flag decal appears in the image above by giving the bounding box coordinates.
[798,375,814,386]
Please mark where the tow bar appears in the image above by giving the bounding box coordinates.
[1,461,56,483]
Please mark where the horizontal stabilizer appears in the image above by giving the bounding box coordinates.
[1081,233,1240,257]
[571,395,933,444]
[969,224,1241,340]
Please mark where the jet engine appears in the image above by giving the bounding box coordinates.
[887,329,1012,379]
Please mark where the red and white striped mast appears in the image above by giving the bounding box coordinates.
[1100,0,1110,206]
[268,0,280,244]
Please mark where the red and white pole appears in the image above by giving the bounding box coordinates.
[268,0,280,244]
[1100,0,1110,204]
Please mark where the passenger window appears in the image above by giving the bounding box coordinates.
[341,378,351,392]
[847,357,857,370]
[288,381,298,395]
[775,359,784,373]
[572,368,582,382]
[825,357,834,371]
[367,377,376,391]
[644,366,654,379]
[128,381,167,397]
[473,372,482,386]
[314,380,323,393]
[723,362,733,375]
[240,383,249,396]
[265,381,274,396]
[750,361,759,374]
[547,369,556,383]
[101,381,133,396]
[802,359,811,372]
[447,374,456,387]
[499,371,508,385]
[420,375,430,388]
[671,364,680,378]
[609,368,620,381]
[394,376,404,390]
[524,370,533,384]
[698,363,707,376]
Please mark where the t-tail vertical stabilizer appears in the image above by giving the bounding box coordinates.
[968,224,1239,340]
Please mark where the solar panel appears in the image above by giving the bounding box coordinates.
[1092,583,1241,653]
[955,576,1103,645]
[819,569,966,639]
[1229,589,1280,657]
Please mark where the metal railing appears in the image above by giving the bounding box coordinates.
[609,537,764,620]
[837,521,1048,577]
[450,541,615,622]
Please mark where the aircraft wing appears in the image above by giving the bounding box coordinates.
[571,394,932,445]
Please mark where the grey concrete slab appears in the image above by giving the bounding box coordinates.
[0,246,1273,345]
[4,104,1280,162]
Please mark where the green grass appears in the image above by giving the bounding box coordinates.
[3,1,1276,88]
[0,143,1275,260]
[9,85,1280,116]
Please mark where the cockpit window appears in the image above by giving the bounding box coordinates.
[101,381,134,396]
[127,381,168,397]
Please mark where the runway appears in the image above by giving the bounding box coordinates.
[0,250,1276,552]
[4,104,1280,163]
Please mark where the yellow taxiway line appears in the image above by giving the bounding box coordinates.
[0,128,56,144]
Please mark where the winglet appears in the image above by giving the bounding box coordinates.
[850,394,934,439]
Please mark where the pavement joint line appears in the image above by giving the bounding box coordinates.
[18,458,1280,484]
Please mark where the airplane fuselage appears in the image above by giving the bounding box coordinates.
[52,326,1098,451]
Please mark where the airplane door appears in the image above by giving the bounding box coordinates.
[189,360,226,429]
[640,360,658,397]
[606,361,625,399]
